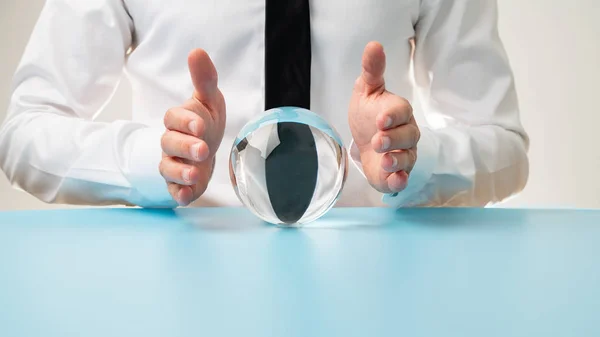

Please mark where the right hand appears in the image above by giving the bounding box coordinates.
[160,49,226,206]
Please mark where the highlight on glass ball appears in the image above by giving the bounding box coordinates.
[229,107,348,226]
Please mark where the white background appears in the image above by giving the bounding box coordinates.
[0,0,598,210]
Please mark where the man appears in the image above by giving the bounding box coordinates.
[0,0,528,209]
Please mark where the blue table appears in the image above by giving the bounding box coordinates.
[0,207,599,337]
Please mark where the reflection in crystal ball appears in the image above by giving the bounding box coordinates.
[229,107,348,226]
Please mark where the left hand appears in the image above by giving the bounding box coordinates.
[348,41,420,194]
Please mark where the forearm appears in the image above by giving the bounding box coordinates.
[383,124,528,207]
[0,111,175,208]
[392,0,530,207]
[0,0,176,207]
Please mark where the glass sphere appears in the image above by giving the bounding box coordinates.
[229,107,348,226]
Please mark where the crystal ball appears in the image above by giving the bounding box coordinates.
[229,107,348,226]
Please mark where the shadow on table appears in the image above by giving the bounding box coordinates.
[174,207,401,231]
[302,207,537,231]
[172,207,539,232]
[174,207,272,231]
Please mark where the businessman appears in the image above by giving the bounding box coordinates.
[0,0,528,208]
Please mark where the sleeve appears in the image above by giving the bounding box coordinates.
[375,0,529,207]
[0,0,177,208]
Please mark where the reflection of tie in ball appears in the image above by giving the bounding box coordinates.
[229,107,348,226]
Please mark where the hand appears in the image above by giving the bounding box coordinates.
[348,42,420,194]
[160,49,226,206]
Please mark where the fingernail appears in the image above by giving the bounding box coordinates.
[190,143,201,160]
[384,155,399,173]
[188,120,197,135]
[381,136,391,151]
[391,155,398,168]
[182,168,191,182]
[384,116,393,128]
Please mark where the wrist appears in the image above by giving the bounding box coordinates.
[125,127,178,208]
[382,126,440,207]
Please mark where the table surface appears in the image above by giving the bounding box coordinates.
[0,207,599,337]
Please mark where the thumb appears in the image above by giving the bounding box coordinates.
[188,49,219,108]
[359,41,386,95]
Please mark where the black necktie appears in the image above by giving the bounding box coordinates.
[264,0,318,224]
[265,0,311,110]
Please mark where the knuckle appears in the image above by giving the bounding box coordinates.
[399,96,410,107]
[413,126,421,144]
[382,107,395,121]
[158,160,166,177]
[164,108,176,127]
[160,132,170,150]
[409,149,417,167]
[395,97,413,121]
[399,97,413,112]
[386,102,411,124]
[397,111,408,124]
[196,116,206,135]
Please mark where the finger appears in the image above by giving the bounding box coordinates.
[161,130,210,161]
[187,159,213,203]
[371,124,420,153]
[180,96,213,118]
[376,97,413,130]
[386,171,409,193]
[164,107,206,137]
[188,49,219,108]
[380,150,417,173]
[167,182,180,202]
[159,156,201,185]
[360,41,386,95]
[374,157,409,194]
[168,182,194,206]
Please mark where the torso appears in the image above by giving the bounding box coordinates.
[123,0,421,206]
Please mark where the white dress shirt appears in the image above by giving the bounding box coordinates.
[0,0,529,208]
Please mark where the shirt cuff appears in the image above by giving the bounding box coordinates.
[125,127,178,208]
[349,127,440,208]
